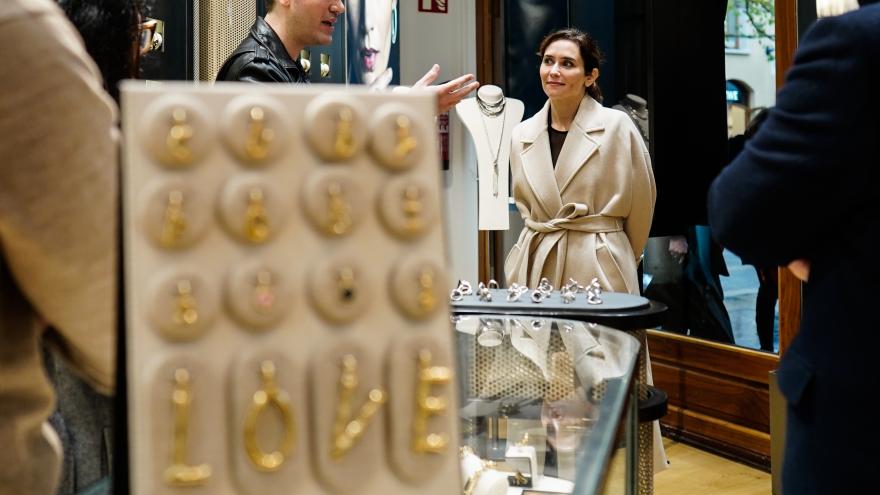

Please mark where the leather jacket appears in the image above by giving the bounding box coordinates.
[216,17,309,83]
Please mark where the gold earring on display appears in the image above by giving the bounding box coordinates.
[326,182,352,235]
[166,107,194,164]
[417,268,436,314]
[320,53,331,78]
[173,280,199,327]
[244,360,296,472]
[333,107,356,159]
[244,106,274,161]
[244,187,270,243]
[251,270,276,314]
[393,115,418,159]
[402,185,424,233]
[300,49,311,73]
[331,354,387,459]
[335,267,357,303]
[164,368,212,486]
[160,190,187,247]
[412,349,452,454]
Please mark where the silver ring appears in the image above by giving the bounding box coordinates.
[449,288,463,301]
[459,280,473,295]
[586,289,603,305]
[488,279,500,289]
[561,289,576,304]
[478,287,492,302]
[531,290,545,303]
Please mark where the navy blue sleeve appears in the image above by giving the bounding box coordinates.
[708,14,873,266]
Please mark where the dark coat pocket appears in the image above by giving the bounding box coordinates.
[777,349,814,407]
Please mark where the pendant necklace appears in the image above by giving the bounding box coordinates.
[476,93,507,197]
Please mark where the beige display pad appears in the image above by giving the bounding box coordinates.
[122,83,460,495]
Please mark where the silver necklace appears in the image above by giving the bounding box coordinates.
[476,94,507,197]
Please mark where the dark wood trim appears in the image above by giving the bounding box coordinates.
[661,407,772,472]
[476,0,494,283]
[775,0,803,357]
[778,269,801,357]
[648,332,776,468]
[475,0,495,84]
[775,0,799,88]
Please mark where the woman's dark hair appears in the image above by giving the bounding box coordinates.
[538,28,605,102]
[57,0,143,102]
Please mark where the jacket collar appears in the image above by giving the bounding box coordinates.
[252,17,302,71]
[518,95,605,145]
[519,95,606,215]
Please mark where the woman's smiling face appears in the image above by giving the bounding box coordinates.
[540,39,596,101]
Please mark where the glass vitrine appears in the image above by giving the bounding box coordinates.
[453,315,641,495]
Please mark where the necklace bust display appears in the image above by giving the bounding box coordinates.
[475,86,508,197]
[454,85,525,231]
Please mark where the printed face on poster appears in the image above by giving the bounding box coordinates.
[347,0,400,86]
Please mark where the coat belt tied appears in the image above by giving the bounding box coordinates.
[515,202,624,287]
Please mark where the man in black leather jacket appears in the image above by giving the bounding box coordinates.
[217,0,478,114]
[216,0,332,83]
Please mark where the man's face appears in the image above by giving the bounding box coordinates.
[287,0,345,46]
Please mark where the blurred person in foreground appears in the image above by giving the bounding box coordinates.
[708,1,880,492]
[0,0,118,493]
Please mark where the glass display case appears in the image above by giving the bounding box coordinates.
[453,315,641,495]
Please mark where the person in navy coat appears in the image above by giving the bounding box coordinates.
[708,2,880,493]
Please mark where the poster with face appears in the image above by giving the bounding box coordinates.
[347,0,400,86]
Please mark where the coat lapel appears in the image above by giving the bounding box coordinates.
[555,95,605,194]
[519,100,563,218]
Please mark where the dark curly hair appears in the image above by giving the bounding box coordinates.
[56,0,144,102]
[538,28,605,102]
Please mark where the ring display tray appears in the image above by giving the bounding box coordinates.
[451,289,664,330]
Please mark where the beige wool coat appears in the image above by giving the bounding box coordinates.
[504,95,656,294]
[0,1,118,493]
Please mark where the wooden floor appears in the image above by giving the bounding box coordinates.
[603,438,771,495]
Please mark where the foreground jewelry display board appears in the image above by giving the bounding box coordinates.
[121,82,458,494]
[454,315,641,495]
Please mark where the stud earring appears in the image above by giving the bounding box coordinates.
[160,190,187,247]
[244,106,274,161]
[336,267,357,303]
[402,185,424,233]
[333,107,356,159]
[326,182,352,235]
[393,115,418,159]
[166,107,194,164]
[417,268,436,314]
[244,187,270,243]
[173,280,199,327]
[252,270,276,314]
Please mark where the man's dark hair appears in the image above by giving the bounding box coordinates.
[56,0,143,102]
[265,0,276,11]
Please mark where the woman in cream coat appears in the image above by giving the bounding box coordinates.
[505,29,655,294]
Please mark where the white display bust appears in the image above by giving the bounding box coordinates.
[455,85,524,231]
